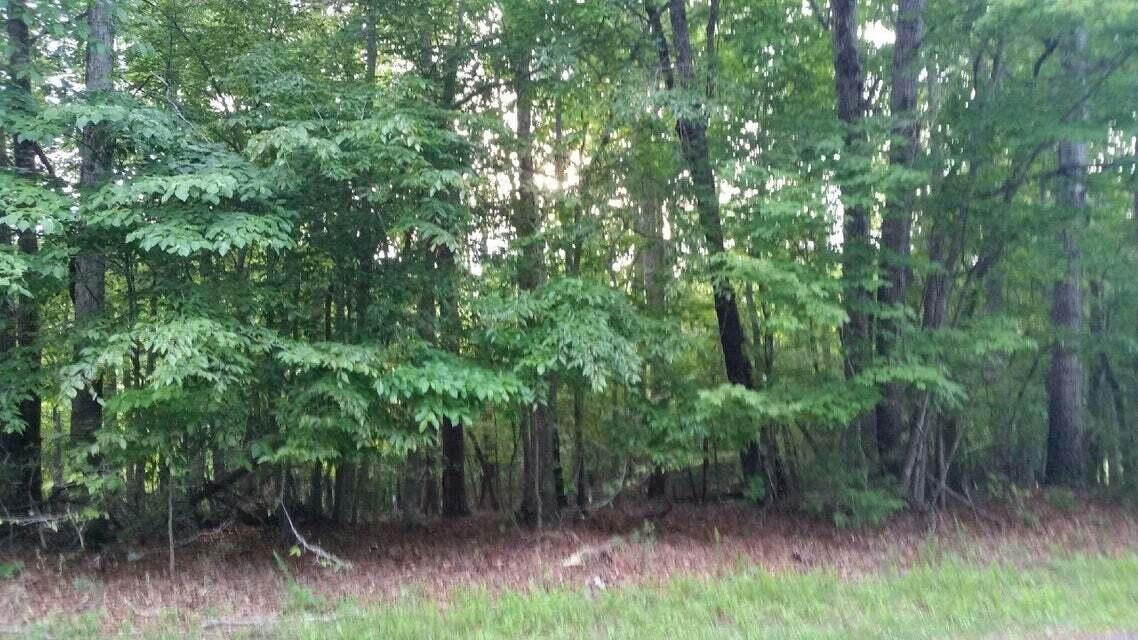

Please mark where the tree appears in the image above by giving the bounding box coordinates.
[511,34,558,527]
[827,0,878,475]
[1045,27,1089,486]
[876,0,926,471]
[657,0,768,486]
[72,0,114,449]
[0,0,1134,547]
[1,0,41,512]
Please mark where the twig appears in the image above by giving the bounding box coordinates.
[925,471,1003,526]
[0,512,77,526]
[805,0,830,30]
[167,472,175,574]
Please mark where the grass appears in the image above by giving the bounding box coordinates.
[276,554,1138,639]
[12,553,1138,639]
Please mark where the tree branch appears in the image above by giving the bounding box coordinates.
[277,495,351,570]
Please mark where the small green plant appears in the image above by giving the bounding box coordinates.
[631,520,657,547]
[1045,487,1078,512]
[72,575,101,593]
[273,551,329,614]
[0,560,24,580]
[1001,485,1040,528]
[803,487,905,529]
[743,476,767,503]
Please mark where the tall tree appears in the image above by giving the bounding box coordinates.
[661,0,764,483]
[3,0,41,510]
[1044,27,1089,486]
[432,9,471,519]
[512,39,557,527]
[876,0,925,471]
[829,0,877,470]
[72,0,114,447]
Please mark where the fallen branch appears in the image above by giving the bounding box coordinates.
[277,498,351,570]
[0,511,81,527]
[201,614,337,629]
[561,535,623,568]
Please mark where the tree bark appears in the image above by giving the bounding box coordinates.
[1044,28,1088,486]
[416,9,471,520]
[829,0,878,471]
[440,416,470,517]
[72,0,114,447]
[332,463,355,523]
[664,0,766,483]
[307,463,324,518]
[902,220,951,503]
[437,247,469,518]
[2,0,42,511]
[0,230,22,512]
[876,0,925,471]
[511,43,558,527]
[399,448,424,529]
[640,197,670,499]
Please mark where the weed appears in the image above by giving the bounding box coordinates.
[0,560,24,579]
[1045,487,1078,512]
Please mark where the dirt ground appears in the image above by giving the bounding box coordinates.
[2,496,1137,631]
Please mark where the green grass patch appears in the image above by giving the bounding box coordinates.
[281,554,1138,639]
[11,553,1138,638]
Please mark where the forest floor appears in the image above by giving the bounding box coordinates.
[2,493,1138,638]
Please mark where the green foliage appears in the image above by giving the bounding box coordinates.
[802,486,906,529]
[1,0,1136,534]
[1044,487,1078,513]
[479,277,645,392]
[743,476,767,504]
[694,380,876,450]
[711,253,847,333]
[0,560,23,580]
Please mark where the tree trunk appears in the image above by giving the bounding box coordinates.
[438,247,469,518]
[664,0,766,483]
[1044,29,1088,486]
[829,0,879,471]
[876,0,925,472]
[572,383,588,508]
[548,380,568,508]
[415,9,471,520]
[333,463,355,523]
[72,0,114,448]
[511,43,558,527]
[1129,186,1138,488]
[3,0,42,511]
[399,449,423,528]
[306,464,323,518]
[1086,278,1122,485]
[441,416,470,517]
[0,225,19,512]
[334,4,378,526]
[902,222,951,503]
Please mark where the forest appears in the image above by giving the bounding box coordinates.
[1,0,1138,634]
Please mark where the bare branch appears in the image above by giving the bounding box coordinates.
[806,0,831,31]
[278,496,351,570]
